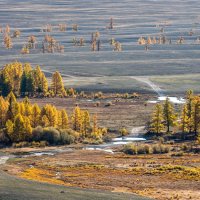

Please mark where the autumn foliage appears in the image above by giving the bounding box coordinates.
[149,90,200,140]
[0,61,69,97]
[0,92,104,145]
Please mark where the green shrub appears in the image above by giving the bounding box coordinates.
[62,128,80,140]
[32,126,44,142]
[123,93,129,99]
[171,152,184,157]
[12,141,30,148]
[123,144,137,155]
[12,141,48,148]
[152,144,161,154]
[160,145,170,153]
[42,127,61,144]
[0,129,10,145]
[101,127,108,135]
[159,137,165,144]
[181,144,191,151]
[103,135,112,142]
[152,144,170,154]
[105,101,112,107]
[119,128,128,136]
[137,145,152,154]
[60,129,75,144]
[95,101,100,107]
[31,141,48,147]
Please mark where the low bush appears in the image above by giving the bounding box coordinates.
[171,152,184,157]
[103,135,112,142]
[105,101,112,107]
[0,129,10,145]
[119,128,128,136]
[181,144,191,151]
[32,126,44,142]
[123,144,137,155]
[83,138,103,145]
[152,144,170,154]
[123,143,170,155]
[12,141,48,148]
[60,129,75,144]
[137,145,152,154]
[63,128,80,140]
[12,141,30,148]
[42,127,61,144]
[32,126,61,145]
[95,101,100,107]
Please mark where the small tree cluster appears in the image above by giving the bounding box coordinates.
[149,90,200,140]
[0,93,103,144]
[149,97,177,135]
[0,62,67,98]
[138,35,168,45]
[42,35,64,53]
[91,32,101,51]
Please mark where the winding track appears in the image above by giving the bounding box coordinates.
[132,77,163,96]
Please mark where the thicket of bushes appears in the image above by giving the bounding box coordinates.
[122,143,170,155]
[0,126,77,147]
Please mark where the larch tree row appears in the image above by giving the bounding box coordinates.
[0,61,69,97]
[0,92,102,143]
[150,90,200,138]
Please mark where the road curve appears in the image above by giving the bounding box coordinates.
[0,170,152,200]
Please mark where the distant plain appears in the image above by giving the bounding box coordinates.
[1,0,200,94]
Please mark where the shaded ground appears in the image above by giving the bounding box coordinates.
[2,149,200,200]
[0,170,151,200]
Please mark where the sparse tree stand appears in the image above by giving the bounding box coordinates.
[41,24,52,32]
[150,104,164,135]
[163,98,177,132]
[138,37,146,45]
[91,32,100,51]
